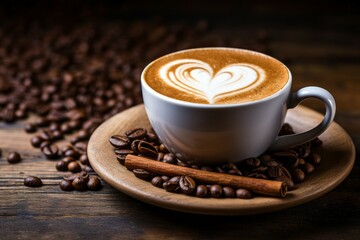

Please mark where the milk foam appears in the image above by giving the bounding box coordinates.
[159,59,265,104]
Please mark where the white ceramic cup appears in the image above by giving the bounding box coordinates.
[141,48,336,165]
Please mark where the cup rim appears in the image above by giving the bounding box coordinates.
[141,47,292,108]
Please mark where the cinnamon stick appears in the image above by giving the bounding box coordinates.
[125,154,287,197]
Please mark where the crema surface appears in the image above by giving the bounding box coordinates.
[143,48,289,104]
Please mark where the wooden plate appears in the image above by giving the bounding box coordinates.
[87,104,355,215]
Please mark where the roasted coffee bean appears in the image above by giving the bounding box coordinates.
[7,152,22,164]
[72,176,88,191]
[83,166,94,173]
[49,122,60,131]
[200,166,214,172]
[74,141,87,152]
[252,166,268,173]
[62,156,76,164]
[291,168,305,183]
[79,154,89,165]
[161,176,170,182]
[215,166,225,173]
[40,130,53,141]
[137,141,158,158]
[223,186,236,198]
[24,176,43,188]
[31,136,43,148]
[24,123,37,133]
[151,176,164,188]
[146,132,158,142]
[308,153,321,165]
[159,144,168,153]
[56,160,68,171]
[236,188,252,199]
[259,154,273,163]
[162,153,176,164]
[301,163,315,174]
[179,176,196,194]
[228,169,242,175]
[244,158,261,168]
[15,109,28,119]
[311,137,323,147]
[59,179,74,191]
[68,161,82,173]
[195,185,208,198]
[64,149,80,159]
[125,128,147,140]
[109,135,130,149]
[116,155,127,165]
[41,144,59,159]
[275,176,295,190]
[272,150,298,161]
[267,166,284,178]
[176,160,189,167]
[298,158,306,165]
[68,120,82,130]
[2,108,15,123]
[52,130,63,140]
[61,145,73,153]
[157,152,164,161]
[210,185,223,198]
[265,160,280,167]
[163,176,180,192]
[114,149,134,155]
[60,123,72,134]
[132,169,151,180]
[87,176,102,191]
[40,141,52,149]
[64,171,89,181]
[35,117,49,127]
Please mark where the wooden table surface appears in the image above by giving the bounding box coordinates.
[1,1,359,239]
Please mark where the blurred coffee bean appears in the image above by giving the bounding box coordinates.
[56,160,68,171]
[7,152,22,164]
[290,168,305,183]
[24,123,37,133]
[79,154,89,165]
[87,176,102,191]
[301,163,315,174]
[31,136,43,148]
[151,176,164,188]
[162,153,176,164]
[68,161,81,173]
[308,153,321,165]
[72,176,88,191]
[41,144,59,159]
[163,176,180,192]
[244,158,260,168]
[64,171,89,181]
[60,179,74,191]
[24,176,43,188]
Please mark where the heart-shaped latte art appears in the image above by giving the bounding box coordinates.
[159,59,265,103]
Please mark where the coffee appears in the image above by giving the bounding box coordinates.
[143,48,289,104]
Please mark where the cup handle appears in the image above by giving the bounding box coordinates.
[269,86,336,151]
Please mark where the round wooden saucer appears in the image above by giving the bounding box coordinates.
[88,104,355,215]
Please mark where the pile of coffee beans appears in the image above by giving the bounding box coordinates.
[59,171,102,191]
[0,17,271,190]
[110,124,322,199]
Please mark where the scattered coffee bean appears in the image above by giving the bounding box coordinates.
[41,144,59,159]
[179,176,196,194]
[210,185,223,198]
[64,171,89,181]
[24,123,37,133]
[83,166,94,173]
[56,160,68,171]
[132,169,151,180]
[244,158,260,168]
[223,186,236,198]
[31,136,43,148]
[79,154,89,165]
[72,176,88,191]
[60,179,74,191]
[68,161,81,173]
[137,141,158,158]
[87,176,102,191]
[162,153,176,164]
[236,188,252,199]
[7,152,22,164]
[195,185,208,198]
[62,156,76,164]
[24,176,42,188]
[159,144,168,153]
[64,149,80,159]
